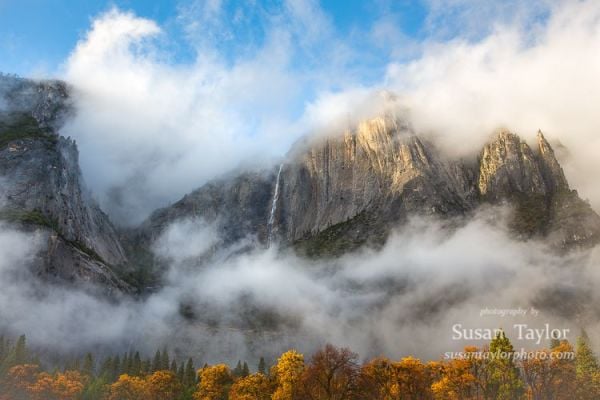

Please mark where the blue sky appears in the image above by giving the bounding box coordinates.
[0,0,433,76]
[6,0,592,224]
[0,0,177,74]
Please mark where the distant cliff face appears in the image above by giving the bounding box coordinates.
[475,130,599,246]
[278,116,476,242]
[3,75,599,293]
[0,76,131,293]
[138,115,600,259]
[477,130,569,199]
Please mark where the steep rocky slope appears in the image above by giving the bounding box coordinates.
[137,115,600,260]
[2,75,598,292]
[0,76,131,293]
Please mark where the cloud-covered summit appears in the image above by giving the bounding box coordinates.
[52,1,600,225]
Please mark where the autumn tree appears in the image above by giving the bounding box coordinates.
[28,370,86,400]
[394,356,435,399]
[272,350,305,400]
[1,364,40,399]
[521,341,576,400]
[107,374,150,400]
[300,344,359,400]
[147,370,182,400]
[193,364,233,400]
[431,356,477,400]
[550,341,577,399]
[229,373,272,400]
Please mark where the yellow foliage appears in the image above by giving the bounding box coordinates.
[107,374,150,400]
[146,370,182,400]
[2,365,85,400]
[229,373,272,400]
[272,350,304,400]
[193,364,233,400]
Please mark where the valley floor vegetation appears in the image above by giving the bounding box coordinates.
[0,330,599,399]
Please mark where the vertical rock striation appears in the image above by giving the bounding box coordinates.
[139,116,600,257]
[0,76,131,292]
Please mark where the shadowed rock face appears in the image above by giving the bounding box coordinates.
[139,116,600,259]
[0,76,131,293]
[278,116,477,242]
[2,75,599,293]
[477,130,570,199]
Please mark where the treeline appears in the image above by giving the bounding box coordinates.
[0,330,599,399]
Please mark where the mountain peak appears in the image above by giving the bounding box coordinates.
[478,130,547,199]
[535,130,569,193]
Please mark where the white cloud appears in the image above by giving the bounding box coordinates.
[154,218,219,266]
[2,209,599,362]
[61,7,307,225]
[5,0,600,366]
[380,0,600,209]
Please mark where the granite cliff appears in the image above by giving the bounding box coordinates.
[137,115,600,261]
[0,76,131,293]
[2,75,599,294]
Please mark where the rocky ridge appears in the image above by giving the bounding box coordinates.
[0,76,131,293]
[138,115,600,260]
[2,75,599,294]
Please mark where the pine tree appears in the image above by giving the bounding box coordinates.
[576,329,599,376]
[82,353,95,376]
[141,358,151,375]
[122,352,130,375]
[152,350,162,372]
[171,359,178,373]
[233,360,243,377]
[0,336,5,363]
[14,335,27,365]
[576,329,600,398]
[73,357,81,372]
[30,354,40,367]
[127,351,134,374]
[177,362,185,382]
[161,346,170,370]
[184,358,196,387]
[112,355,121,380]
[242,361,249,377]
[99,356,113,378]
[132,351,142,376]
[258,357,266,375]
[81,376,109,400]
[487,330,524,400]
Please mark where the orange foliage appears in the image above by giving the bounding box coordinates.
[1,365,85,400]
[229,373,272,400]
[146,370,182,400]
[299,344,359,400]
[107,374,150,400]
[272,350,304,400]
[193,364,233,400]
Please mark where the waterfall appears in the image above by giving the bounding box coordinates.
[267,163,283,247]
